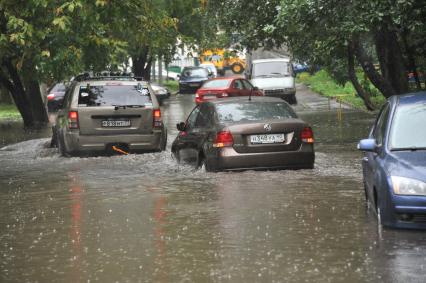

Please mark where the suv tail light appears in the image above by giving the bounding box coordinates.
[68,111,79,129]
[153,109,162,128]
[301,127,314,143]
[213,131,234,148]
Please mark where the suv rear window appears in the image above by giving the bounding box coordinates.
[78,85,151,107]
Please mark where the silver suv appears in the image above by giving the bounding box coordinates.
[52,75,167,156]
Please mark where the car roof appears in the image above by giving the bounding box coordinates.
[252,58,291,64]
[75,80,150,87]
[395,91,426,105]
[206,96,288,106]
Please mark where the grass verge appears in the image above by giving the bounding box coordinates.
[0,104,21,120]
[297,70,386,110]
[163,80,179,94]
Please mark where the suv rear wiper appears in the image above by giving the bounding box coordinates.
[113,104,145,110]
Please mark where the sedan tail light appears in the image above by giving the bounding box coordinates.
[47,93,55,101]
[68,111,79,129]
[301,127,314,143]
[153,109,162,128]
[213,131,234,148]
[195,93,202,104]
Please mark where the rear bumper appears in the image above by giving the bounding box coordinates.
[206,143,314,171]
[63,130,164,154]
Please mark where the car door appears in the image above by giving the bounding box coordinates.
[241,79,254,96]
[175,106,200,163]
[363,103,390,200]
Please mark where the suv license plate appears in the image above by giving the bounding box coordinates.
[102,120,131,127]
[250,134,285,144]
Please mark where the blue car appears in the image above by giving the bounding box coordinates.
[358,92,426,229]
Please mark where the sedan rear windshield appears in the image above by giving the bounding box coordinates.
[216,102,297,123]
[78,85,151,107]
[202,79,232,88]
[389,102,426,150]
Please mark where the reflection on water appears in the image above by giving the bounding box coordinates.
[1,96,426,282]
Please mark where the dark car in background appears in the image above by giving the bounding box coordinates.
[52,76,167,156]
[195,77,263,104]
[178,67,210,94]
[172,97,315,172]
[358,92,426,229]
[47,82,67,112]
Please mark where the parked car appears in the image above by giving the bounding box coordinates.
[151,83,171,105]
[47,82,67,112]
[178,67,210,94]
[200,63,218,78]
[358,91,426,229]
[247,58,297,104]
[195,77,263,104]
[52,75,167,156]
[172,97,315,171]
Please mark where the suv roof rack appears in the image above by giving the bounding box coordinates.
[73,72,145,82]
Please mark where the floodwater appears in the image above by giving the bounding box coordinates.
[1,91,426,283]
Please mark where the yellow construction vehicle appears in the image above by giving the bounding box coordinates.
[200,49,246,75]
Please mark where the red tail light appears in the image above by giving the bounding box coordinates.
[301,127,314,143]
[195,92,202,104]
[47,93,55,101]
[213,131,234,148]
[68,111,79,129]
[153,109,162,128]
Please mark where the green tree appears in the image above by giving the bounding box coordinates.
[212,0,426,109]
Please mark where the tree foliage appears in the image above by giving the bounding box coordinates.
[212,0,426,109]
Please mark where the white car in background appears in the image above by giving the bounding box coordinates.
[200,63,218,78]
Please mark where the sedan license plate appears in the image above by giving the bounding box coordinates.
[190,83,199,87]
[250,134,285,144]
[102,120,131,127]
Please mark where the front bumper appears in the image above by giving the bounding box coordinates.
[179,82,203,94]
[206,143,314,171]
[63,130,164,154]
[386,195,426,229]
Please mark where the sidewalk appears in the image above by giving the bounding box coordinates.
[294,83,352,112]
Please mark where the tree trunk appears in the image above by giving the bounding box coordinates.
[401,30,422,90]
[352,36,397,98]
[347,44,375,111]
[132,47,152,81]
[1,58,48,128]
[22,59,49,127]
[374,22,408,94]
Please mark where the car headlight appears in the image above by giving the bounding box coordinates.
[391,176,426,196]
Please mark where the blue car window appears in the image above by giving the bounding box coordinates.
[389,101,426,150]
[373,103,390,146]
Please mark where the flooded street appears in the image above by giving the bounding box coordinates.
[1,88,426,283]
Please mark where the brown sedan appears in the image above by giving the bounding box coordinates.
[171,97,315,171]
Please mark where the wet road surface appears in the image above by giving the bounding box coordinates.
[1,86,426,283]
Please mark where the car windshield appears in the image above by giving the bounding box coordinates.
[202,79,232,88]
[77,85,152,107]
[50,83,66,93]
[253,62,291,78]
[389,101,426,150]
[182,68,208,78]
[216,102,297,122]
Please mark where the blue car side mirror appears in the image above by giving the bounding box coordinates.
[357,139,378,152]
